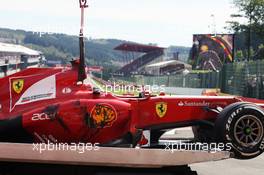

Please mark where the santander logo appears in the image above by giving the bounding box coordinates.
[177,101,210,107]
[178,101,184,106]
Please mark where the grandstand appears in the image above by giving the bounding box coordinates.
[145,60,192,75]
[114,43,165,76]
[0,42,42,77]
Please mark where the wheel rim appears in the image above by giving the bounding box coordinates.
[234,115,264,148]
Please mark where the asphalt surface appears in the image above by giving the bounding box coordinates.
[170,128,264,175]
[191,155,264,175]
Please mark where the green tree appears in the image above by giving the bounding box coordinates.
[228,0,264,34]
[227,0,264,60]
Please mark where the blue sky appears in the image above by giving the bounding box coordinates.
[0,0,237,47]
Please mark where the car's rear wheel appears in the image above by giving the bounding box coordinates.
[215,102,264,159]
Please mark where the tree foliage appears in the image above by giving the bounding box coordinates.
[227,0,264,60]
[228,0,264,37]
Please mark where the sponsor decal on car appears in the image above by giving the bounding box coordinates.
[62,87,72,94]
[21,93,53,103]
[156,102,167,118]
[177,101,210,107]
[10,75,56,112]
[32,113,53,121]
[12,79,24,94]
[90,104,117,128]
[140,130,150,147]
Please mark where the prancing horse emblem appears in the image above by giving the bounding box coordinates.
[156,102,167,118]
[12,79,24,94]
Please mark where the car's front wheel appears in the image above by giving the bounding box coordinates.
[215,102,264,159]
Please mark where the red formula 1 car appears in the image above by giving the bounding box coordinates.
[0,0,264,160]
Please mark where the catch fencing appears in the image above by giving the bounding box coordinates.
[115,60,264,99]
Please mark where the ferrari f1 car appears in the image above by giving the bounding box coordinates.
[0,0,264,160]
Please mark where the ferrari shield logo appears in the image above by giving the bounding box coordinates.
[12,79,24,94]
[156,102,167,118]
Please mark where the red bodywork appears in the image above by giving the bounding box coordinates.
[1,65,264,145]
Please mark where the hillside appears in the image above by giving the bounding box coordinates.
[0,28,131,66]
[0,28,191,68]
